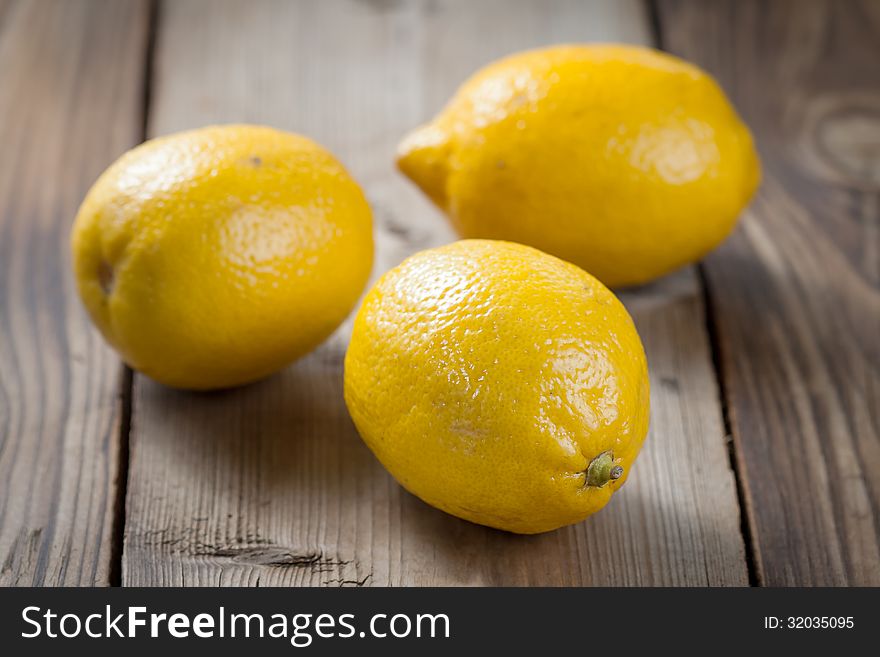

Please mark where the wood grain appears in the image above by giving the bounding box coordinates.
[657,0,880,585]
[0,0,149,586]
[121,0,748,585]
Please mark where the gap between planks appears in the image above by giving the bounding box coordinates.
[656,0,880,586]
[0,0,150,586]
[107,0,161,588]
[646,0,761,586]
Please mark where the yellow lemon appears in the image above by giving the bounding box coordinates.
[344,240,649,534]
[397,44,760,287]
[72,124,373,389]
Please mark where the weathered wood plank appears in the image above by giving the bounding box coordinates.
[122,0,747,585]
[0,0,149,586]
[657,0,880,585]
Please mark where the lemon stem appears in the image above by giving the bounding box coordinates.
[97,260,114,295]
[586,451,623,487]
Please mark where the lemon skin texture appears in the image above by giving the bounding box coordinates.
[72,125,373,390]
[344,240,650,534]
[397,44,760,288]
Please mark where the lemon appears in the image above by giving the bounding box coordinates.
[397,44,760,287]
[344,240,649,534]
[72,124,373,389]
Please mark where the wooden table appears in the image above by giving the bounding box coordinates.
[0,0,877,587]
